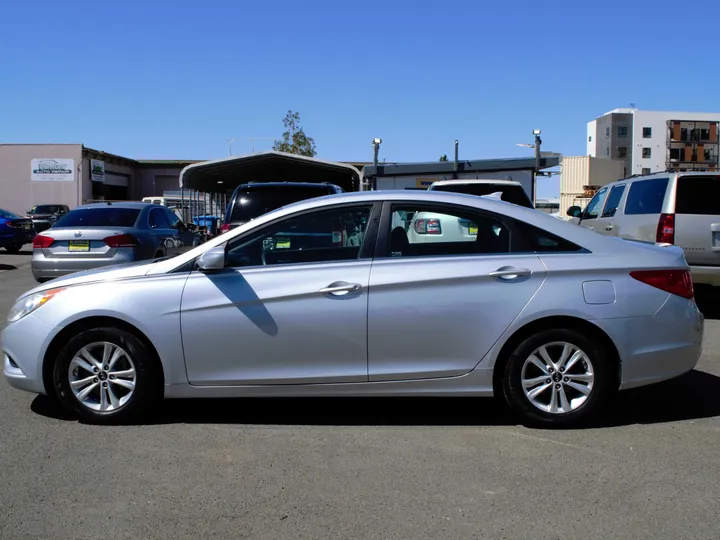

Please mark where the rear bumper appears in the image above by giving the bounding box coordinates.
[31,250,135,280]
[0,230,34,247]
[689,265,720,286]
[599,294,704,391]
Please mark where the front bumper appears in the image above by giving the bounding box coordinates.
[1,314,59,395]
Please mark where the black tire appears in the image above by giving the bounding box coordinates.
[5,244,22,253]
[52,327,162,424]
[501,328,611,428]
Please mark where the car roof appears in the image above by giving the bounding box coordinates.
[431,179,522,186]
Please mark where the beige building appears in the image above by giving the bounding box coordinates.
[0,144,201,215]
[559,156,625,216]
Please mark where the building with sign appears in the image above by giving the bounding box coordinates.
[0,144,203,215]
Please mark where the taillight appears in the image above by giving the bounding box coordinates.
[32,235,55,248]
[656,213,675,244]
[104,234,137,248]
[630,269,694,299]
[6,220,18,228]
[220,223,231,234]
[414,218,442,234]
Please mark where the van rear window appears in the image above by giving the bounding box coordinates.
[230,185,334,222]
[624,177,669,215]
[54,208,141,228]
[676,175,720,215]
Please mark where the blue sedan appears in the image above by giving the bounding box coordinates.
[0,208,35,253]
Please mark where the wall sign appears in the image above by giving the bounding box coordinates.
[91,159,105,183]
[31,158,75,182]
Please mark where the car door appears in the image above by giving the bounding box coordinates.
[180,202,380,385]
[147,207,179,257]
[577,186,610,234]
[367,201,547,382]
[597,183,627,236]
[164,208,199,253]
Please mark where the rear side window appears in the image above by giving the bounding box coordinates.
[149,208,170,229]
[54,208,141,228]
[601,184,626,217]
[624,178,669,215]
[431,184,533,208]
[512,220,585,253]
[676,175,720,215]
[229,186,334,222]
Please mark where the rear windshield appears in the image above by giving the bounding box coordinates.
[0,208,22,219]
[29,205,63,214]
[54,208,141,228]
[430,184,533,208]
[230,185,333,222]
[676,175,720,215]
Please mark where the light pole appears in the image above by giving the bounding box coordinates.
[516,129,542,204]
[372,138,382,190]
[228,138,236,156]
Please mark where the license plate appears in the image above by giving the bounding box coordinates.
[468,224,478,235]
[68,240,90,252]
[22,223,31,230]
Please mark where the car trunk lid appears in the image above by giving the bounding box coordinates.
[37,227,138,258]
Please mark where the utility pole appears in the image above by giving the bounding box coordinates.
[228,138,236,156]
[372,138,382,190]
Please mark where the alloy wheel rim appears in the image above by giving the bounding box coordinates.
[68,341,136,412]
[520,341,594,415]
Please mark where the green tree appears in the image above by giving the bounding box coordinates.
[272,110,317,157]
[439,154,448,162]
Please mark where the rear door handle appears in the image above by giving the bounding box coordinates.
[605,225,614,231]
[488,267,532,280]
[319,282,362,295]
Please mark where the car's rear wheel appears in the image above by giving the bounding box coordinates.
[502,328,611,428]
[52,327,161,424]
[5,244,22,253]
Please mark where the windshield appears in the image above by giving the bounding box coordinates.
[29,205,62,214]
[0,208,22,219]
[430,183,534,208]
[54,208,141,228]
[229,185,333,222]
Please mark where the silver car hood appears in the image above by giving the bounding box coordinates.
[23,260,159,296]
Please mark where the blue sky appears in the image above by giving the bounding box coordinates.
[2,0,719,197]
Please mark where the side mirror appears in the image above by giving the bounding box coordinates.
[566,206,582,218]
[196,246,225,271]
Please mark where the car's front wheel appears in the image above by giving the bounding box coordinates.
[52,327,161,424]
[502,328,612,428]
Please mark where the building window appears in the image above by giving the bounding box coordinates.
[605,148,610,156]
[643,127,652,138]
[642,147,652,158]
[605,127,610,139]
[670,148,681,161]
[618,126,628,138]
[588,136,592,142]
[641,168,651,175]
[617,147,628,158]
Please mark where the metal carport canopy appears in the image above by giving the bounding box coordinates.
[178,150,363,193]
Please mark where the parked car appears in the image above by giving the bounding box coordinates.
[567,171,720,287]
[0,208,35,253]
[26,204,70,233]
[2,190,702,427]
[31,201,199,282]
[220,181,344,233]
[428,179,534,208]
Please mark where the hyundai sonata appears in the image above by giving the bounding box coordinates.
[2,190,704,427]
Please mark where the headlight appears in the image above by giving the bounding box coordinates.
[7,288,65,323]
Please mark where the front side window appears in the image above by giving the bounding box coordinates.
[601,185,626,218]
[581,187,609,221]
[385,204,509,258]
[225,205,373,268]
[164,209,182,228]
[624,178,669,215]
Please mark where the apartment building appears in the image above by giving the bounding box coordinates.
[587,108,720,177]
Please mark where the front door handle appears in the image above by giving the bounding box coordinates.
[488,267,532,280]
[605,225,614,231]
[319,282,362,296]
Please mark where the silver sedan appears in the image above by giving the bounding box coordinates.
[2,190,704,427]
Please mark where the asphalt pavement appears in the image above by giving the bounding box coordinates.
[0,266,719,540]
